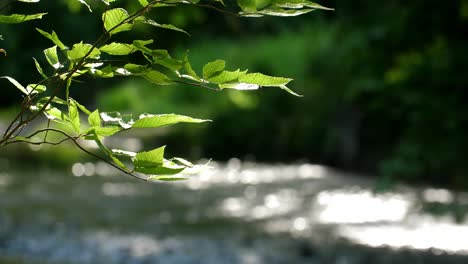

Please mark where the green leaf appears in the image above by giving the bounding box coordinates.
[94,137,127,169]
[88,110,101,127]
[218,82,259,90]
[132,114,210,128]
[33,58,48,79]
[257,7,315,16]
[67,42,101,63]
[148,176,188,181]
[237,0,257,12]
[138,0,149,6]
[142,70,173,85]
[207,69,247,84]
[26,84,46,94]
[44,107,68,123]
[14,136,29,142]
[0,13,47,24]
[153,57,183,71]
[239,72,292,86]
[279,84,302,97]
[273,0,333,10]
[138,18,189,35]
[100,42,136,55]
[1,76,28,94]
[43,46,61,69]
[91,65,115,78]
[132,39,154,54]
[203,59,226,79]
[100,0,117,4]
[135,165,185,175]
[68,99,81,133]
[102,8,133,35]
[133,146,166,167]
[88,126,122,137]
[123,63,148,74]
[36,28,67,50]
[76,0,93,12]
[181,52,201,81]
[100,111,134,129]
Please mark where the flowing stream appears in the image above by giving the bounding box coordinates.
[1,158,468,264]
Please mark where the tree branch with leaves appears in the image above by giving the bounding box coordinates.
[0,0,332,181]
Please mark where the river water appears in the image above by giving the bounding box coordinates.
[1,159,468,263]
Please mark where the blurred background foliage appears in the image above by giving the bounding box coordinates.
[1,0,467,189]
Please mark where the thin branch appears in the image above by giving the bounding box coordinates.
[6,128,148,182]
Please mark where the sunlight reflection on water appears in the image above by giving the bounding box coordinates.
[66,159,468,255]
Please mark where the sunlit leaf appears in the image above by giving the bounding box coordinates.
[138,18,189,35]
[257,7,314,16]
[180,52,201,81]
[100,112,134,129]
[1,76,28,94]
[100,42,136,55]
[68,99,81,133]
[133,146,166,167]
[218,82,259,90]
[88,110,101,127]
[91,65,115,78]
[67,42,101,63]
[279,84,302,97]
[44,107,68,123]
[237,0,257,12]
[239,72,292,86]
[132,114,210,128]
[88,126,122,137]
[102,8,133,35]
[43,46,61,69]
[26,84,46,94]
[0,13,46,24]
[135,165,185,175]
[207,69,247,84]
[36,28,67,50]
[273,0,333,10]
[138,0,149,6]
[148,176,188,181]
[142,70,173,85]
[33,58,48,79]
[203,59,226,79]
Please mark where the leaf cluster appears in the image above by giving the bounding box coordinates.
[0,0,330,181]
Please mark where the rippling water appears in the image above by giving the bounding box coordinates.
[1,159,468,263]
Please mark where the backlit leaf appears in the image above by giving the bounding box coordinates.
[148,176,188,181]
[33,58,48,79]
[133,146,166,167]
[207,69,247,84]
[239,72,292,86]
[68,99,81,133]
[203,59,225,79]
[44,46,61,69]
[67,42,101,63]
[36,28,67,50]
[100,42,136,55]
[132,114,210,128]
[0,13,46,24]
[1,76,28,94]
[88,110,101,127]
[102,8,133,35]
